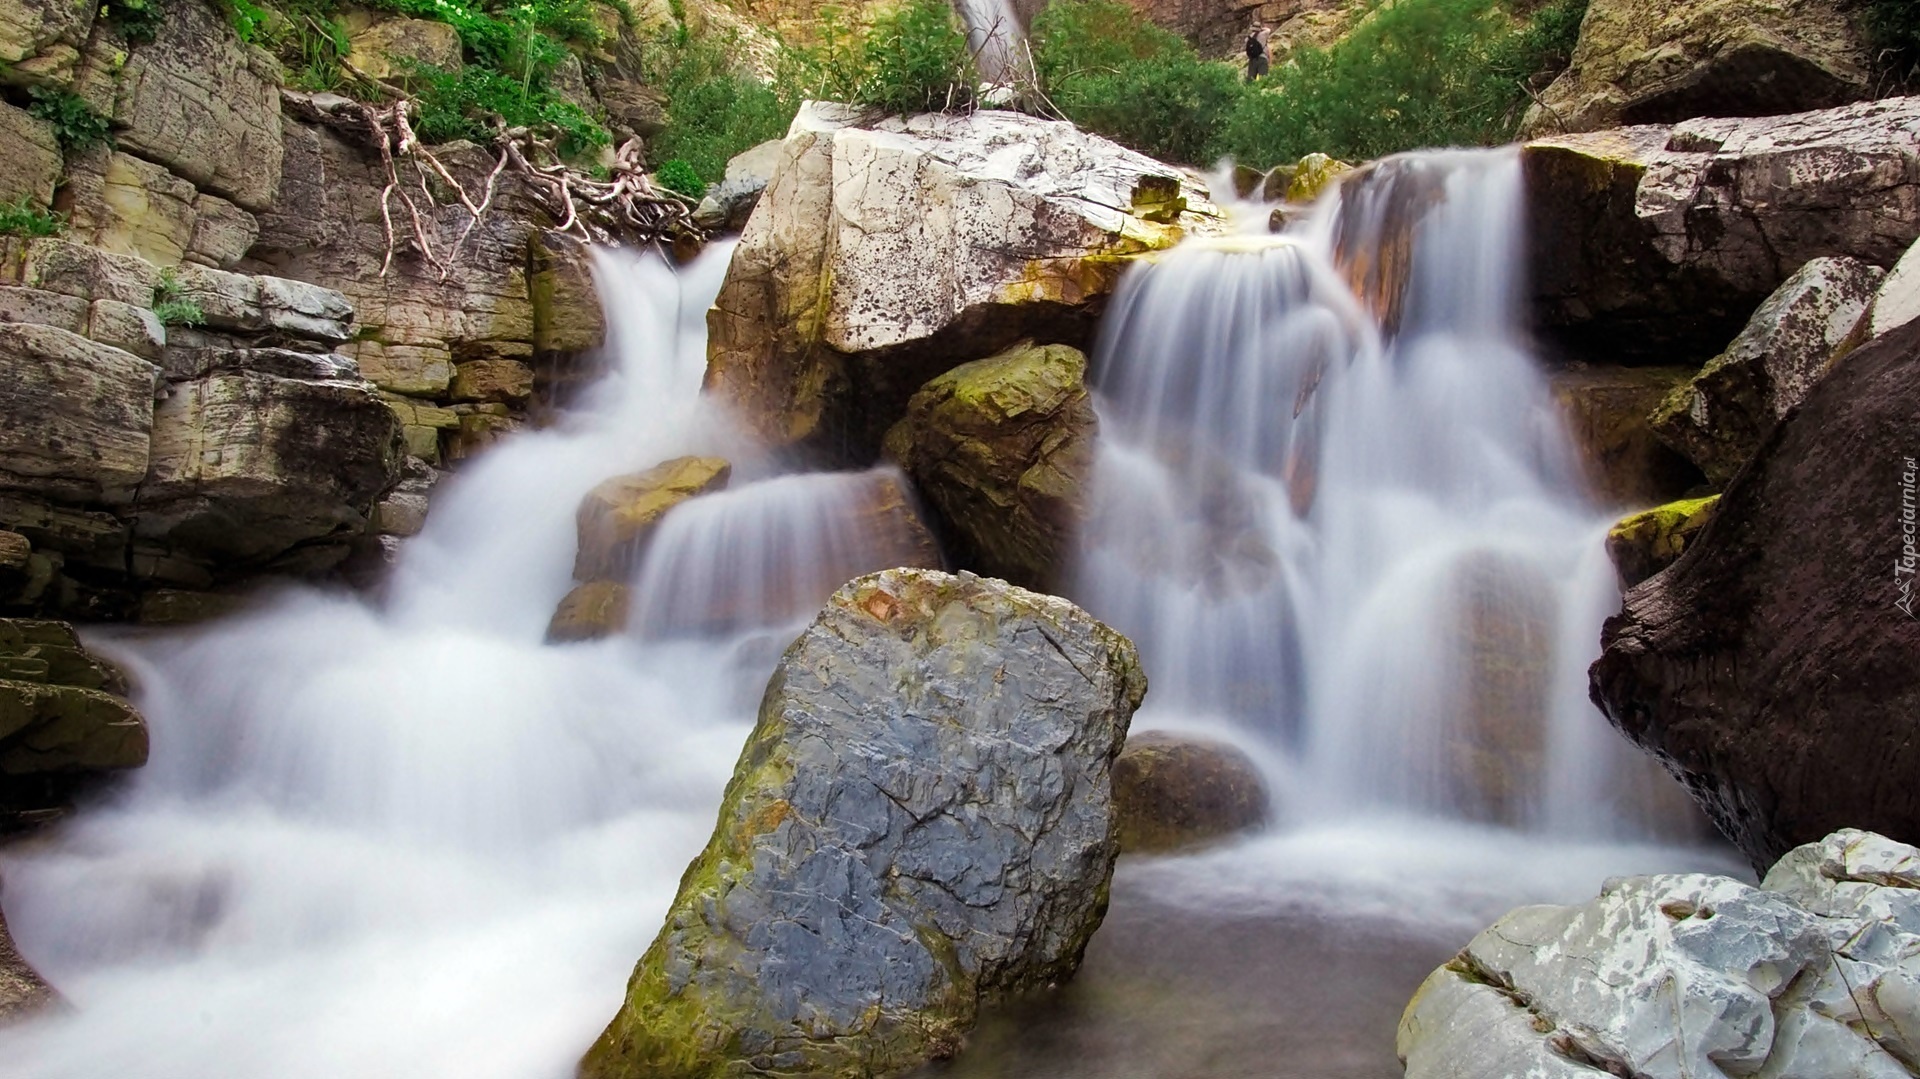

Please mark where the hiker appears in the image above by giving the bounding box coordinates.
[1245,23,1273,82]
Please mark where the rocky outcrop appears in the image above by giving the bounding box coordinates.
[692,138,784,234]
[1591,318,1920,870]
[573,457,733,583]
[1399,829,1920,1079]
[1858,236,1920,345]
[1521,0,1871,138]
[1605,495,1719,589]
[0,619,146,828]
[705,102,1222,463]
[1112,731,1268,853]
[1525,98,1920,362]
[1551,365,1703,507]
[1651,256,1884,485]
[0,905,56,1019]
[883,341,1095,592]
[580,568,1146,1079]
[0,102,61,210]
[546,580,632,643]
[1113,0,1366,58]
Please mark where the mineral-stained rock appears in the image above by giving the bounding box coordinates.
[0,322,158,505]
[546,580,631,643]
[1651,256,1884,485]
[112,0,284,211]
[1525,99,1920,362]
[705,102,1221,462]
[573,456,732,583]
[1605,495,1719,589]
[0,102,60,210]
[135,370,404,576]
[884,341,1095,592]
[1112,731,1267,853]
[60,150,200,267]
[1591,318,1920,870]
[1550,365,1702,508]
[449,359,535,404]
[1447,552,1555,826]
[0,0,93,71]
[579,568,1147,1079]
[1521,0,1871,138]
[1399,829,1920,1079]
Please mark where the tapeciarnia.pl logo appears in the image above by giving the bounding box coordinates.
[1899,456,1919,619]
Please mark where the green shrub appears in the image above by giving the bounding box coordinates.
[152,269,206,328]
[408,62,610,156]
[1215,0,1541,168]
[1486,0,1587,86]
[102,0,165,43]
[27,86,113,151]
[1863,0,1920,81]
[0,198,65,238]
[654,158,705,198]
[643,29,794,183]
[851,0,976,113]
[1032,0,1238,164]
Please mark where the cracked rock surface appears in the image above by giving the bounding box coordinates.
[580,568,1146,1079]
[1399,829,1920,1079]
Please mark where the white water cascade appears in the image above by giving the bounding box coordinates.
[954,0,1030,89]
[0,151,1730,1079]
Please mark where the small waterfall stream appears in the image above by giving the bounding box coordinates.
[0,152,1728,1079]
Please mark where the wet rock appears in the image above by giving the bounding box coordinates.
[573,456,732,583]
[1651,256,1885,485]
[449,359,534,405]
[0,906,56,1019]
[1112,731,1267,853]
[1447,552,1556,826]
[1524,99,1920,362]
[0,619,146,826]
[1605,495,1719,589]
[0,102,60,210]
[0,322,158,506]
[370,456,435,538]
[1551,365,1703,508]
[1399,829,1920,1079]
[1591,318,1920,870]
[1281,152,1352,203]
[546,580,631,643]
[706,102,1222,462]
[884,341,1096,592]
[579,568,1146,1079]
[1521,0,1871,138]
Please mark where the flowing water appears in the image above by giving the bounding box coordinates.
[0,152,1732,1079]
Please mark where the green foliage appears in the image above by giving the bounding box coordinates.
[1487,0,1587,84]
[0,198,65,238]
[152,269,206,328]
[643,29,794,183]
[408,62,610,155]
[26,87,113,152]
[1032,0,1239,164]
[222,0,278,43]
[1862,0,1920,81]
[654,158,705,198]
[101,0,165,43]
[849,0,975,114]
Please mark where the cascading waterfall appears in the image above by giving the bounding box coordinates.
[954,0,1029,88]
[1075,149,1693,836]
[0,149,1727,1079]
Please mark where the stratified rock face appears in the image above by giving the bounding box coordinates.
[1112,731,1268,853]
[1605,495,1719,589]
[580,568,1147,1079]
[1551,365,1702,508]
[0,619,147,825]
[1522,0,1870,138]
[1651,256,1885,485]
[884,341,1095,592]
[705,102,1221,462]
[0,322,158,506]
[573,457,733,583]
[1591,318,1920,870]
[0,102,61,210]
[1399,829,1920,1079]
[1525,99,1920,362]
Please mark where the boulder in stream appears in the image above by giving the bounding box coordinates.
[579,568,1146,1079]
[1398,828,1920,1079]
[572,456,732,583]
[1111,731,1268,854]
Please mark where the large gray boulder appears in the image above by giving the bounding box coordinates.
[1650,256,1885,485]
[580,568,1146,1079]
[1399,829,1920,1079]
[1525,98,1920,362]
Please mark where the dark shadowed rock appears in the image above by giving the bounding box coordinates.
[579,568,1146,1079]
[0,619,146,829]
[1651,256,1884,485]
[1605,496,1719,589]
[1112,732,1267,853]
[1591,318,1920,870]
[1551,365,1703,508]
[884,341,1096,592]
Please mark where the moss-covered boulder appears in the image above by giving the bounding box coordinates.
[705,102,1223,463]
[1651,256,1884,486]
[1605,495,1719,589]
[579,568,1146,1079]
[884,341,1095,592]
[1521,0,1871,138]
[572,457,732,583]
[1112,731,1268,853]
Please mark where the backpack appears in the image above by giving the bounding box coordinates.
[1246,33,1263,59]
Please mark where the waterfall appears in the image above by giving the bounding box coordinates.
[954,0,1030,89]
[1074,149,1694,837]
